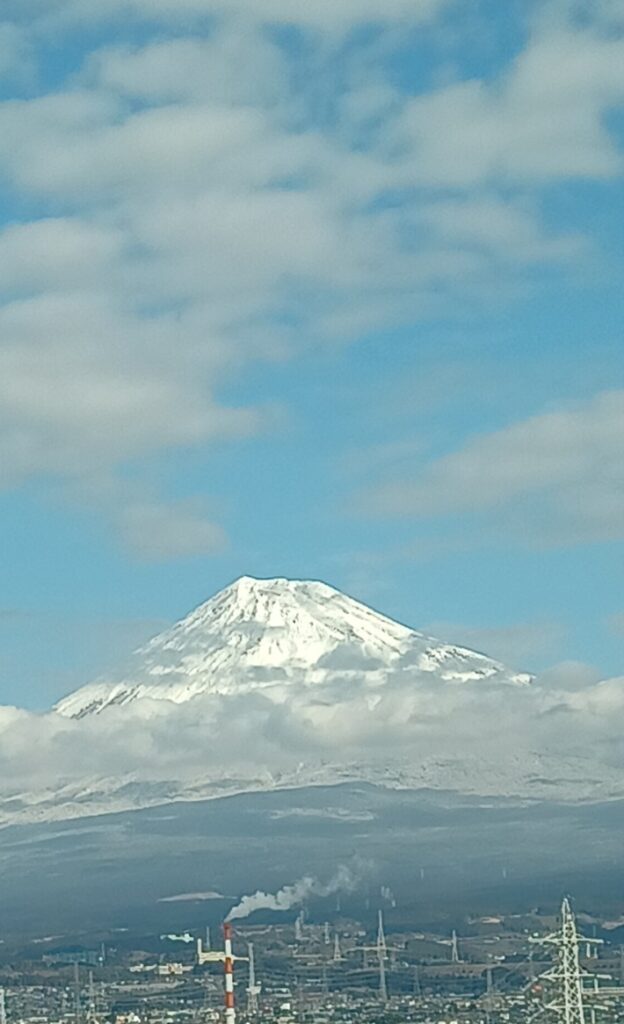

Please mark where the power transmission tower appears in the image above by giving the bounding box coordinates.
[73,962,81,1024]
[533,897,602,1024]
[86,971,98,1024]
[451,929,461,963]
[295,975,305,1019]
[377,910,387,957]
[377,909,388,1004]
[528,947,536,984]
[485,964,494,1024]
[321,962,329,996]
[246,943,261,1017]
[543,898,587,1024]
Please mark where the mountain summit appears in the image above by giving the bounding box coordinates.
[56,576,530,718]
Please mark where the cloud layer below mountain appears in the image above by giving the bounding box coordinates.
[1,657,622,824]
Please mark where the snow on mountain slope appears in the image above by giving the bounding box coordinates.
[3,749,624,828]
[55,576,531,718]
[2,577,621,827]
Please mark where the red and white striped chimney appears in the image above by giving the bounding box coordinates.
[223,923,236,1024]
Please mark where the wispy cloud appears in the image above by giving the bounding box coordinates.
[424,621,568,669]
[365,389,624,546]
[607,612,624,636]
[9,0,451,33]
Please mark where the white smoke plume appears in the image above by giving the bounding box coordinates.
[226,864,360,921]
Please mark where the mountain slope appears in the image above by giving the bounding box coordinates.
[55,576,530,717]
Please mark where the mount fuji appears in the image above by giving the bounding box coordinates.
[56,575,531,718]
[0,577,622,931]
[0,576,621,834]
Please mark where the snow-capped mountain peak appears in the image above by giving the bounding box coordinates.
[12,576,620,834]
[55,576,530,718]
[160,575,414,666]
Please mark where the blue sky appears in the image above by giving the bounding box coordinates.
[0,0,623,708]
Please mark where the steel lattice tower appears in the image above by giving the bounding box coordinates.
[377,910,387,957]
[86,971,98,1024]
[377,909,388,1004]
[538,898,588,1024]
[246,943,260,1017]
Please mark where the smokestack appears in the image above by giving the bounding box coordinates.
[223,923,236,1024]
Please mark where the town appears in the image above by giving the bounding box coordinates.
[1,898,623,1024]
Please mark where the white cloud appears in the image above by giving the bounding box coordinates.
[607,612,624,635]
[85,31,287,106]
[115,498,227,560]
[387,23,624,186]
[0,218,123,294]
[425,621,567,669]
[0,294,260,483]
[366,390,624,545]
[0,97,267,199]
[418,196,585,266]
[0,650,623,823]
[535,660,603,692]
[8,0,450,33]
[140,0,447,29]
[562,674,624,715]
[0,22,34,83]
[0,288,262,554]
[0,2,622,556]
[545,0,624,32]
